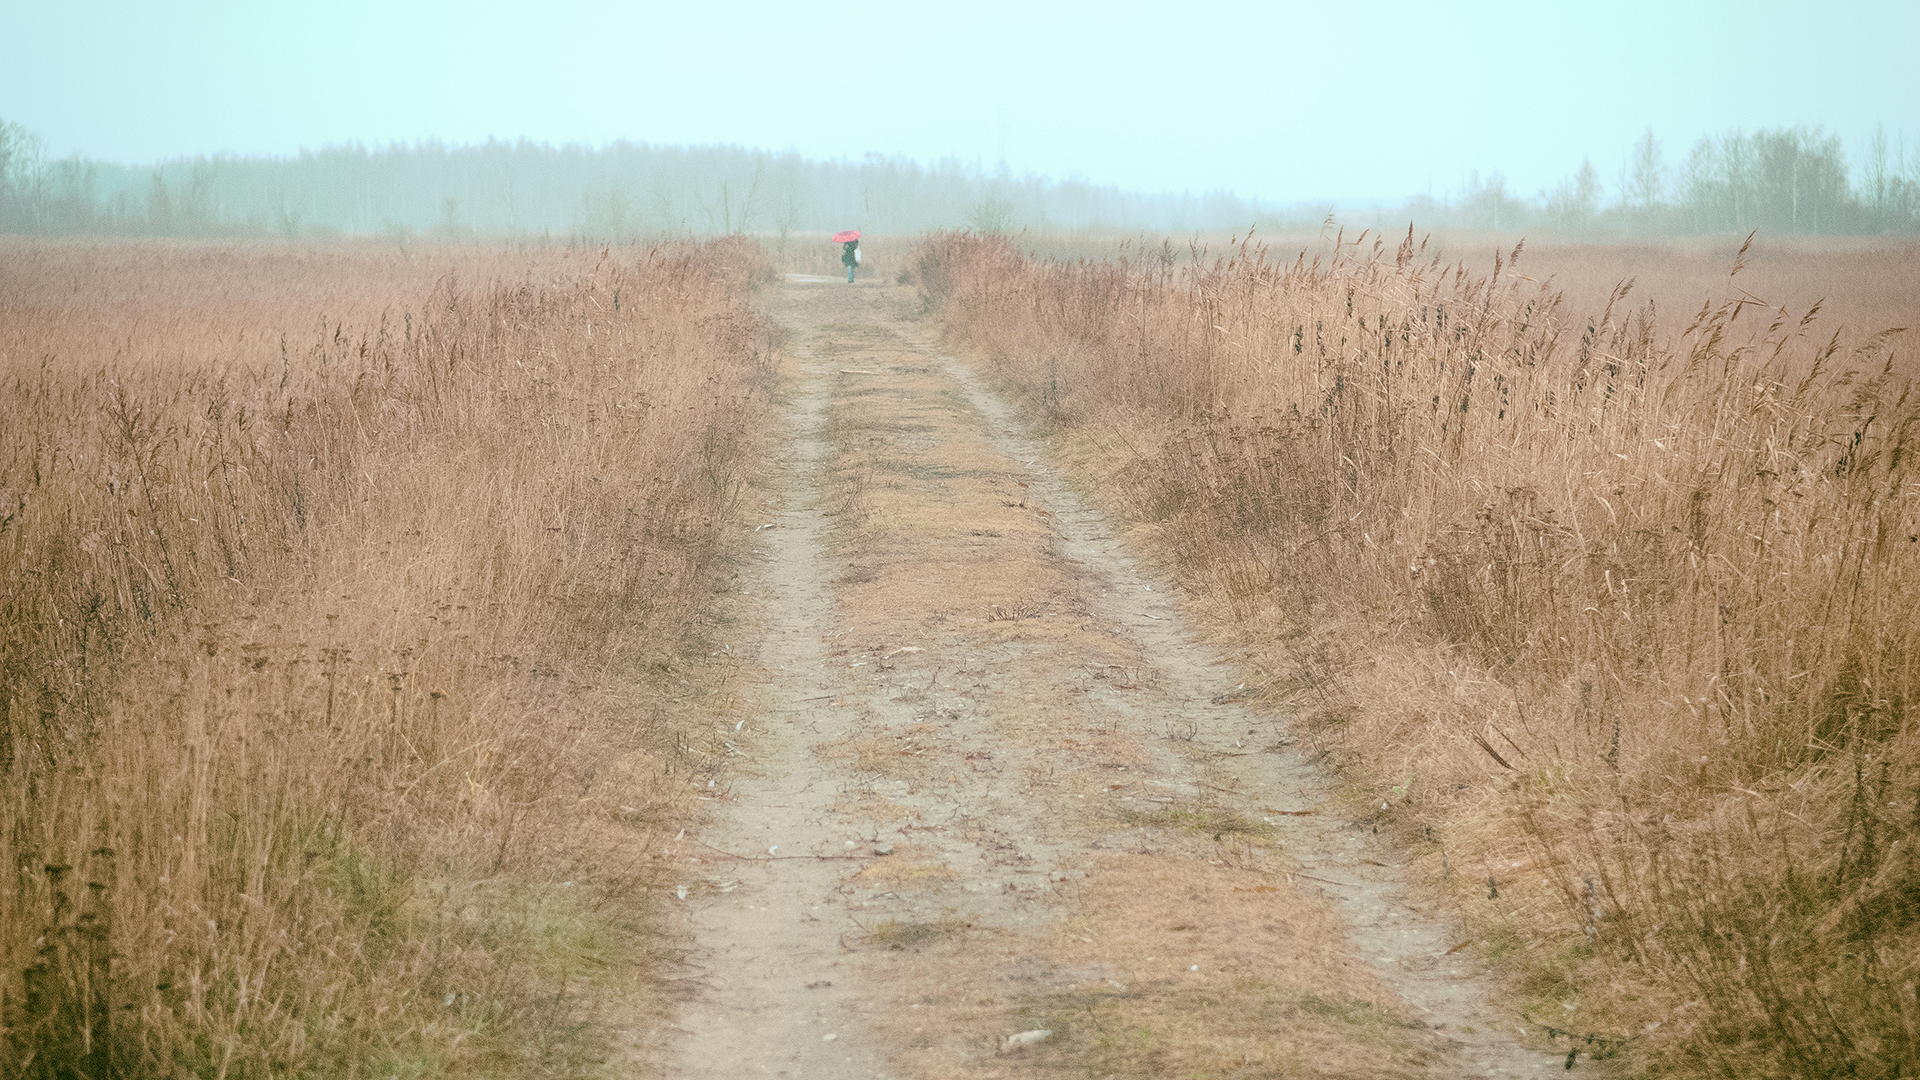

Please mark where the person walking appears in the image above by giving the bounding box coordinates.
[840,237,860,283]
[833,230,861,283]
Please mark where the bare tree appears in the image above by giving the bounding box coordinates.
[0,119,26,226]
[1575,157,1601,225]
[1865,124,1891,228]
[1722,129,1753,230]
[701,159,766,235]
[1547,157,1601,232]
[0,120,50,231]
[1679,137,1719,230]
[1460,170,1520,231]
[774,179,808,254]
[1629,127,1664,215]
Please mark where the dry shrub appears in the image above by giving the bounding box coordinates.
[0,236,777,1077]
[912,228,1920,1077]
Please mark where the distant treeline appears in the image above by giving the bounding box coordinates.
[1381,125,1920,236]
[0,119,1268,240]
[3,118,1918,240]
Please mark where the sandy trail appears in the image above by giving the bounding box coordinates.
[663,281,1565,1078]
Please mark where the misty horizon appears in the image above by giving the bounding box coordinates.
[17,120,1920,206]
[4,115,1917,240]
[8,0,1917,207]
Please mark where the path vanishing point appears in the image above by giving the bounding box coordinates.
[659,278,1569,1079]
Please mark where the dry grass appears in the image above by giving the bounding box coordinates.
[1029,854,1440,1079]
[809,320,1073,650]
[859,849,1442,1080]
[0,237,778,1077]
[1008,229,1920,358]
[912,229,1920,1078]
[852,852,962,893]
[1470,236,1920,366]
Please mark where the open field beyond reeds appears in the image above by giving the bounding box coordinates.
[1,238,776,1077]
[911,230,1920,1078]
[1016,229,1920,357]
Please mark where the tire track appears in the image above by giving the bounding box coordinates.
[663,280,1566,1078]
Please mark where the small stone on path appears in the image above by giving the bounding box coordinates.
[1005,1028,1053,1050]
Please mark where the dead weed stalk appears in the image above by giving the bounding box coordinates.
[911,228,1920,1077]
[0,236,778,1077]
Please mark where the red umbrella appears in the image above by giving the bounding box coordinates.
[832,229,860,243]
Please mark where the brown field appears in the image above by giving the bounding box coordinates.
[1,238,776,1077]
[1459,235,1920,362]
[910,230,1920,1078]
[8,227,1915,1078]
[1019,228,1920,364]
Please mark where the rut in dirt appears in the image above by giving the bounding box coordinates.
[662,279,1566,1079]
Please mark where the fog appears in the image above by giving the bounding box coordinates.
[5,0,1918,238]
[0,130,1278,238]
[5,119,1918,240]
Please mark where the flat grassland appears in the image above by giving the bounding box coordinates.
[1022,229,1920,352]
[912,230,1920,1078]
[1,239,775,1077]
[8,229,1915,1078]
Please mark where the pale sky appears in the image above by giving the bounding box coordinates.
[6,0,1916,203]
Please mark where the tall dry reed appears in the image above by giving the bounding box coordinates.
[1,237,777,1077]
[913,229,1920,1077]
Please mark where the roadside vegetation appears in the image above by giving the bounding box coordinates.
[910,229,1920,1077]
[0,238,776,1077]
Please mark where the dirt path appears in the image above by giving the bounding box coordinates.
[662,280,1567,1078]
